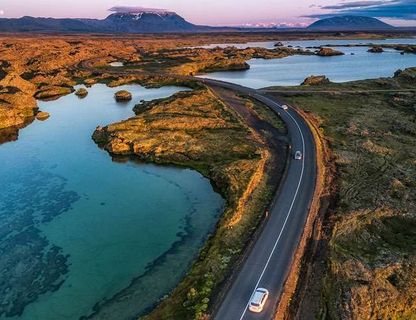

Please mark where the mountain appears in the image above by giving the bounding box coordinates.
[0,16,97,32]
[101,12,198,33]
[308,16,394,31]
[0,9,209,33]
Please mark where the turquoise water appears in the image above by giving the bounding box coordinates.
[200,38,416,88]
[0,84,224,320]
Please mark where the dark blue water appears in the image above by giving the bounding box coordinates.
[0,84,224,320]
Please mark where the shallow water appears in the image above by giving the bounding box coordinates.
[200,38,416,88]
[0,84,224,320]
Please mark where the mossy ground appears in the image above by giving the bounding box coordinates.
[267,68,416,319]
[93,85,287,319]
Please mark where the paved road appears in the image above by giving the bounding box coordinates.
[199,78,317,320]
[80,59,318,319]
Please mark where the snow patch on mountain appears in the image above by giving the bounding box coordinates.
[108,6,175,16]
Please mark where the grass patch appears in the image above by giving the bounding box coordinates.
[270,67,416,319]
[92,86,285,320]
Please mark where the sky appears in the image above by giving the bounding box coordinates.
[0,0,415,27]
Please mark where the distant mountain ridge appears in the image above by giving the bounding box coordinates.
[0,12,398,33]
[308,16,394,30]
[0,11,210,33]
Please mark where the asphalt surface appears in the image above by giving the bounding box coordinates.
[199,78,317,320]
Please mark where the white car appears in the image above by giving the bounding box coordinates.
[248,288,269,313]
[281,104,289,110]
[294,151,303,160]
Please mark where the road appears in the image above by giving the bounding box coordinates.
[80,59,318,319]
[199,78,317,320]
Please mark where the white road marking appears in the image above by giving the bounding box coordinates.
[239,95,306,320]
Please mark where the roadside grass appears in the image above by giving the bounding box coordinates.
[242,95,286,131]
[269,68,416,319]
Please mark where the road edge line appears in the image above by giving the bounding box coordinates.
[272,103,335,320]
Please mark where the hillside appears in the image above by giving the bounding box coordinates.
[0,9,209,33]
[308,15,394,30]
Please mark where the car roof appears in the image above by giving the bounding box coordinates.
[251,288,267,304]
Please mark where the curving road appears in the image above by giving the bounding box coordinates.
[199,78,317,320]
[79,58,317,319]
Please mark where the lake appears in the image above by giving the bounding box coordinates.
[199,38,416,88]
[0,84,224,320]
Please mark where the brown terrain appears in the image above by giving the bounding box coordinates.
[0,31,402,140]
[0,33,291,319]
[1,32,415,320]
[266,68,416,319]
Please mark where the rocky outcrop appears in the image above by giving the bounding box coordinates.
[75,88,88,98]
[114,90,132,102]
[316,47,344,56]
[93,89,258,163]
[34,85,73,100]
[84,78,97,87]
[165,46,313,76]
[201,59,250,73]
[92,126,109,145]
[400,45,416,54]
[368,46,384,53]
[35,111,50,120]
[394,67,416,83]
[301,75,330,86]
[0,72,38,130]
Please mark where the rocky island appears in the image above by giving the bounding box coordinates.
[114,90,132,101]
[75,87,88,97]
[316,47,344,56]
[368,46,384,53]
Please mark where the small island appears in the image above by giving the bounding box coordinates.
[114,90,132,102]
[316,47,344,56]
[35,111,50,120]
[368,46,384,53]
[75,88,88,98]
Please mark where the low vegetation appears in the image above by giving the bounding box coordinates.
[267,67,416,319]
[2,32,415,319]
[93,86,287,319]
[130,46,313,76]
[0,32,408,135]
